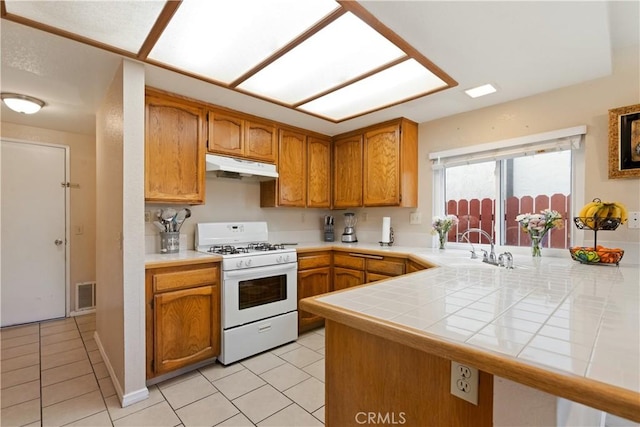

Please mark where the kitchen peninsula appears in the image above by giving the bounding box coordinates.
[299,247,640,426]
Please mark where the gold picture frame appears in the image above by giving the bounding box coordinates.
[608,103,640,179]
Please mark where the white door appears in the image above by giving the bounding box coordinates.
[1,139,68,327]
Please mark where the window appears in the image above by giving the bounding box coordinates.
[430,126,586,252]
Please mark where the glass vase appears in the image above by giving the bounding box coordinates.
[531,236,542,257]
[438,231,447,250]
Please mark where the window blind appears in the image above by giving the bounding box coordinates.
[429,125,586,169]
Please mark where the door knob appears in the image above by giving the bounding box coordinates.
[54,239,63,246]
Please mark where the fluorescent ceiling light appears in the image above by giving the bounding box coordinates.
[1,93,45,114]
[238,12,406,104]
[3,1,164,53]
[3,0,458,122]
[149,0,340,84]
[465,84,497,98]
[299,59,447,121]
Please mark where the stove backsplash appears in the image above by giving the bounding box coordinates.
[144,175,424,254]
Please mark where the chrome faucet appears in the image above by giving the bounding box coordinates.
[460,228,497,265]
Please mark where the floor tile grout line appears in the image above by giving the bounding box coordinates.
[39,321,44,426]
[74,315,116,427]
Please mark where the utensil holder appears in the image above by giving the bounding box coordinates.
[160,232,179,254]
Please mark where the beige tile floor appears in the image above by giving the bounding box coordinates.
[1,314,326,426]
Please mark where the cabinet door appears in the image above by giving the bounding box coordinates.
[333,267,365,291]
[145,93,206,204]
[333,134,363,208]
[363,123,400,206]
[154,284,220,376]
[298,267,331,332]
[208,110,244,157]
[245,120,276,163]
[366,272,395,283]
[278,129,307,207]
[406,259,430,273]
[307,136,331,208]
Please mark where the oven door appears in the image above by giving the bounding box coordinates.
[222,262,297,329]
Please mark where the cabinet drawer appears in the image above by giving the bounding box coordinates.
[333,253,365,270]
[298,252,331,270]
[153,267,218,293]
[366,272,394,283]
[366,258,405,276]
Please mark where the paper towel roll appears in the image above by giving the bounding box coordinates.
[381,217,391,243]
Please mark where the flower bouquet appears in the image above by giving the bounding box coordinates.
[515,209,563,256]
[431,215,459,249]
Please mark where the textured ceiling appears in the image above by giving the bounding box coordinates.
[1,1,638,136]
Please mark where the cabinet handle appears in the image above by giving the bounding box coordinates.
[348,253,384,260]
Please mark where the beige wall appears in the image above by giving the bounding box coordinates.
[418,45,639,257]
[96,62,126,393]
[0,122,96,311]
[96,59,147,405]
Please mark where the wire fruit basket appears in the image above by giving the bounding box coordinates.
[572,198,623,265]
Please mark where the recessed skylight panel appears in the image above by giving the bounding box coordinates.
[148,0,340,84]
[299,59,448,120]
[237,12,406,104]
[4,0,164,53]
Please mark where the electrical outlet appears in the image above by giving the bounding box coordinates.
[144,211,151,223]
[410,212,422,224]
[450,361,479,405]
[362,212,368,222]
[628,212,640,229]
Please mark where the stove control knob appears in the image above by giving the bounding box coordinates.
[246,259,252,266]
[283,255,290,262]
[277,255,283,263]
[236,260,243,268]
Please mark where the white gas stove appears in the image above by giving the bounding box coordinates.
[195,222,298,364]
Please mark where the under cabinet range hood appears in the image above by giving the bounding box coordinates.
[205,154,278,180]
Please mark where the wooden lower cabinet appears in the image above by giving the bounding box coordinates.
[333,267,365,291]
[333,252,406,287]
[298,268,331,333]
[297,251,332,332]
[325,321,493,426]
[406,258,431,273]
[146,263,220,379]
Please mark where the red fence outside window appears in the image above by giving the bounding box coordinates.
[446,193,571,249]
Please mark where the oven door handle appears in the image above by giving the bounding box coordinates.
[223,263,297,280]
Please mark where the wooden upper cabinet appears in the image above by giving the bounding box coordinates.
[277,129,307,207]
[208,110,276,163]
[364,124,401,206]
[333,118,418,208]
[245,120,277,163]
[145,91,206,204]
[307,136,331,208]
[208,111,244,157]
[333,134,363,209]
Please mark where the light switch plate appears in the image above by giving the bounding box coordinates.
[410,212,422,224]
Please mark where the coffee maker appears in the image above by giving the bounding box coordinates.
[341,212,358,243]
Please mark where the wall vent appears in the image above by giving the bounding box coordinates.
[75,281,96,311]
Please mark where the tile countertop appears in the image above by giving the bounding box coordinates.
[298,244,640,421]
[145,250,221,269]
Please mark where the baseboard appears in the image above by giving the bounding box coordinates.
[70,309,96,317]
[93,330,149,408]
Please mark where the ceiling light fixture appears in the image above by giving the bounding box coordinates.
[1,93,46,114]
[465,84,497,98]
